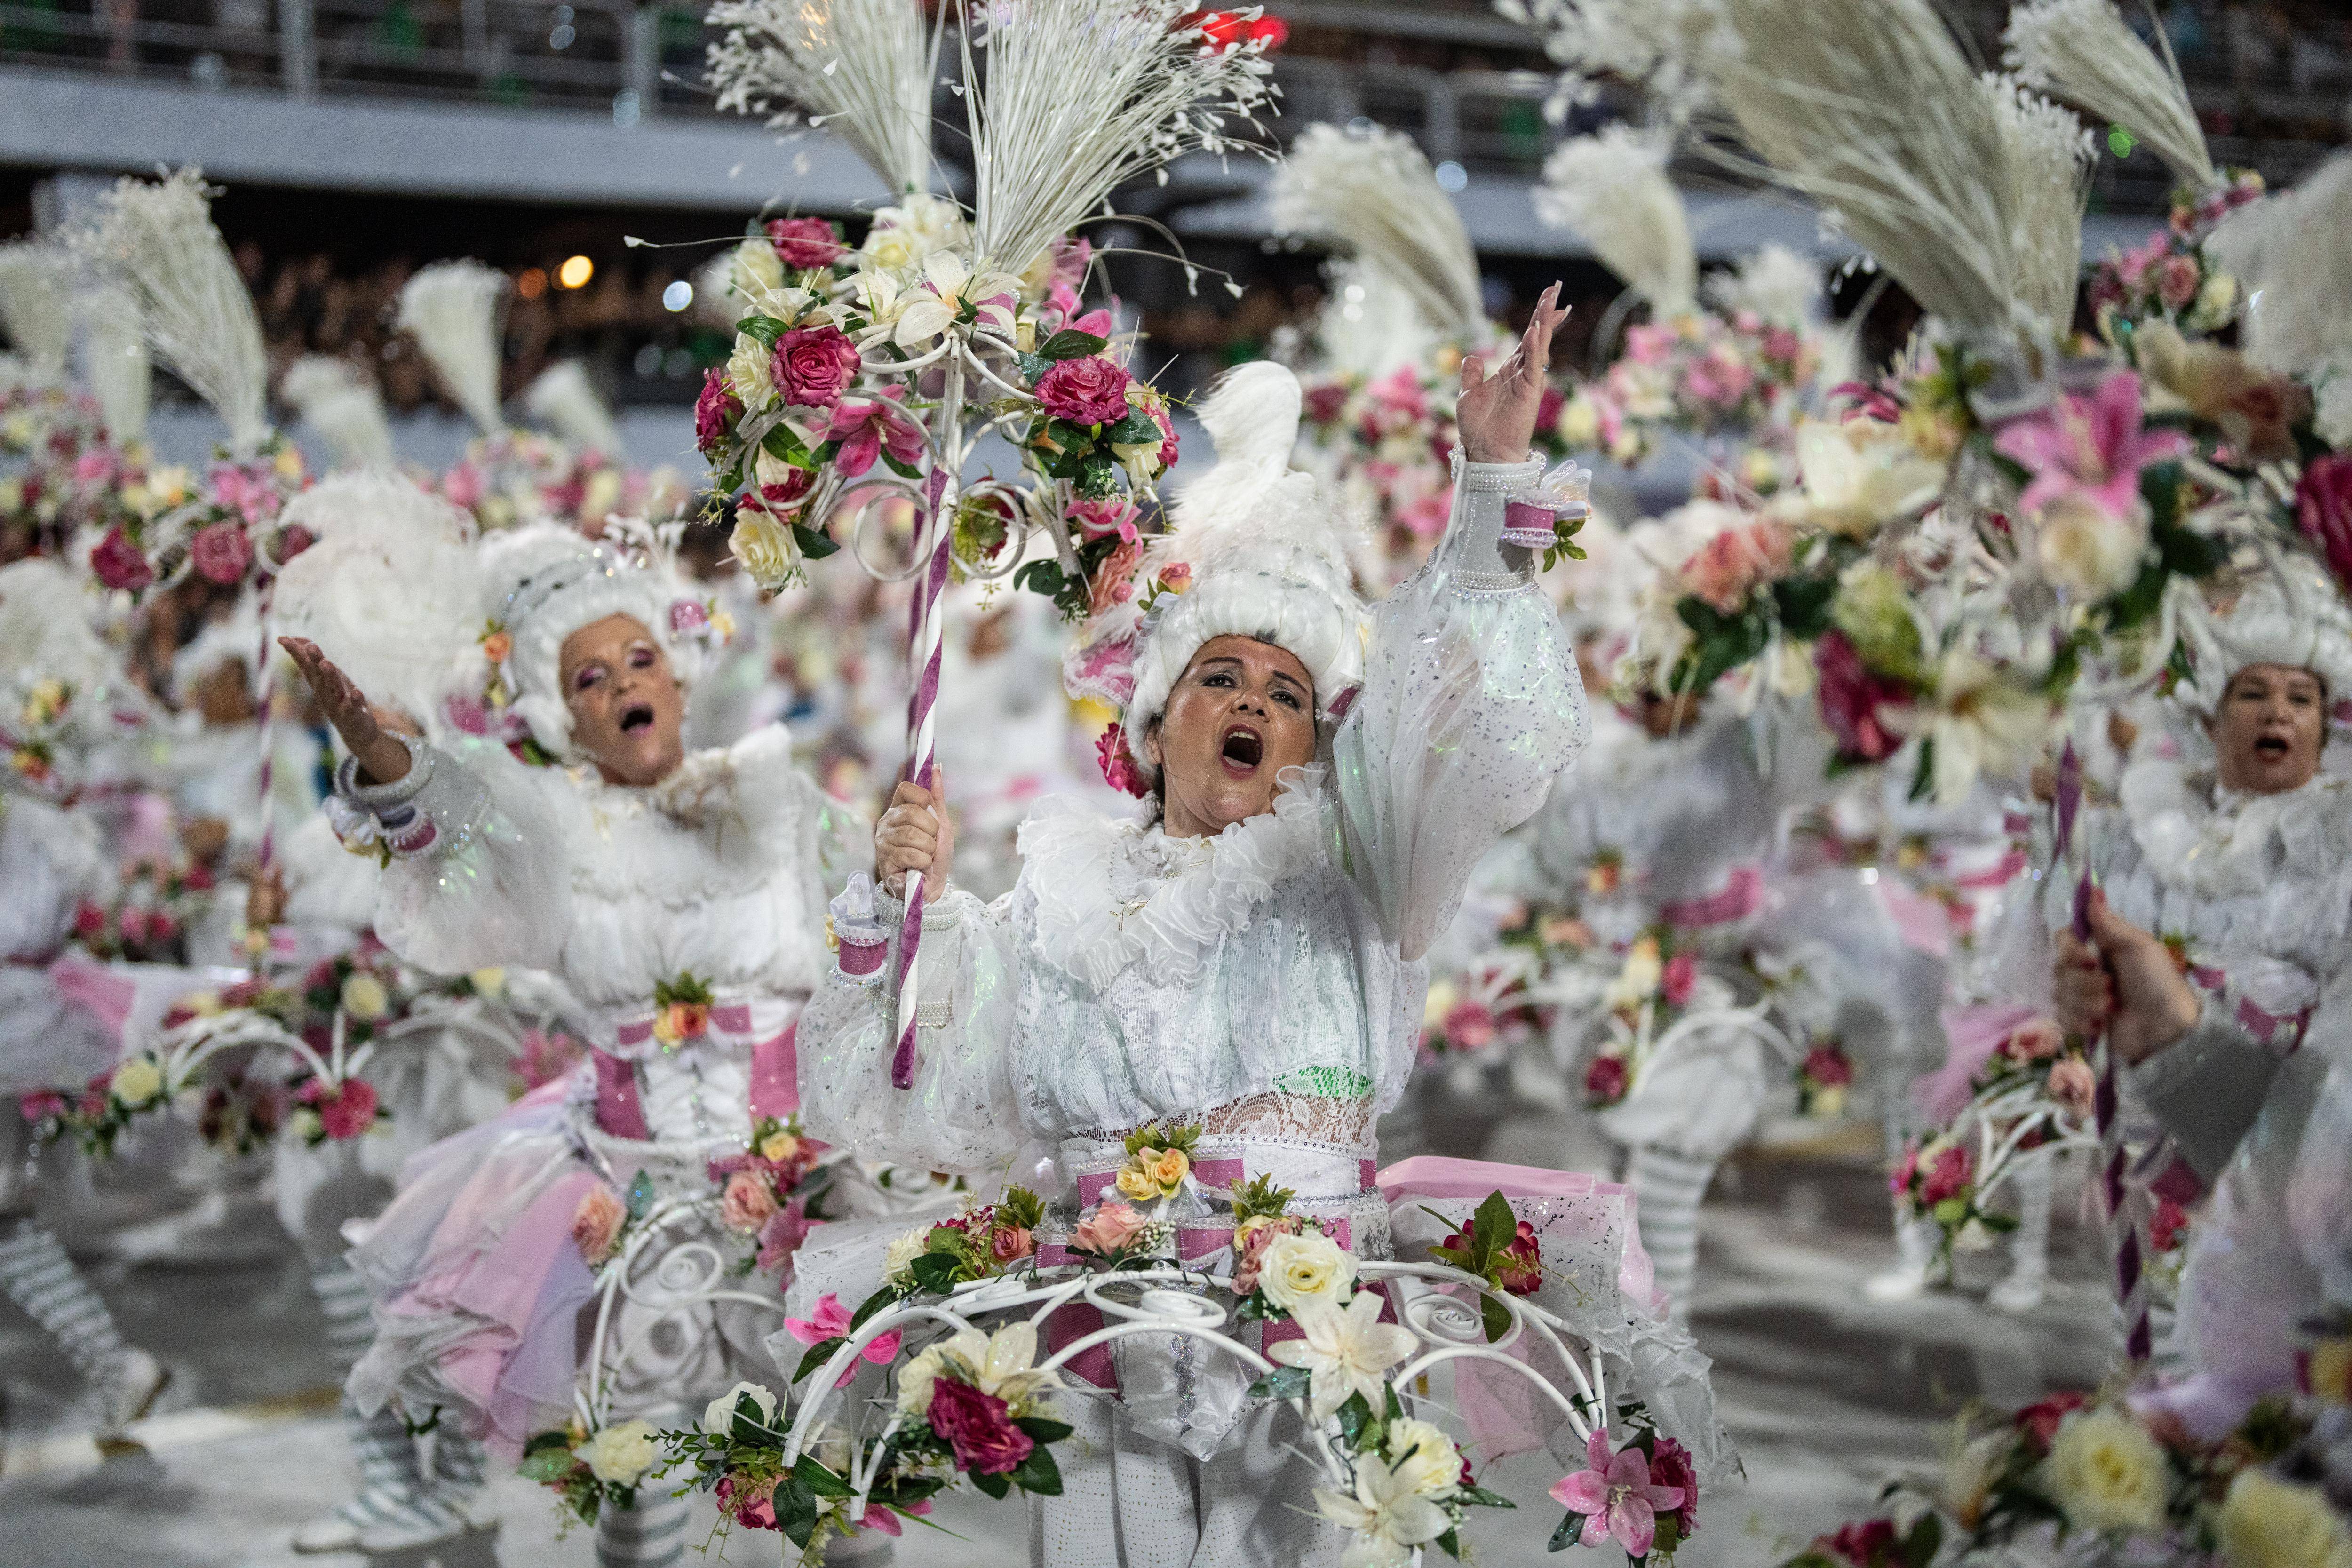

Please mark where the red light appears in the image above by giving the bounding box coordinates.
[1184,10,1287,50]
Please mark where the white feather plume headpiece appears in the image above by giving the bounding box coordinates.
[397,260,508,437]
[523,359,626,460]
[1534,124,1696,316]
[268,472,478,731]
[1102,361,1365,769]
[2205,153,2352,379]
[2173,555,2352,720]
[1703,242,1821,328]
[67,168,271,457]
[1272,121,1489,346]
[1984,74,2096,338]
[279,356,397,472]
[0,240,73,382]
[0,557,116,692]
[2003,0,2214,191]
[1314,258,1438,381]
[77,284,150,446]
[706,0,936,197]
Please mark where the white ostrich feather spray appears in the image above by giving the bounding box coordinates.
[279,355,397,472]
[960,0,1276,276]
[397,260,508,437]
[1985,75,2095,338]
[1316,258,1437,381]
[1534,124,1697,315]
[0,240,72,382]
[2206,153,2352,377]
[66,168,271,456]
[78,285,150,446]
[1705,242,1821,327]
[523,359,627,460]
[2004,0,2213,191]
[1271,122,1488,346]
[1698,0,2022,344]
[705,0,936,195]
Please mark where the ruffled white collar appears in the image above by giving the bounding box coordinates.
[1018,766,1332,992]
[2119,757,2352,900]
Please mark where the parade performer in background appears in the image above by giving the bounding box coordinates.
[285,518,866,1568]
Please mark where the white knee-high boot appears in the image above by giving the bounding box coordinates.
[0,1217,164,1436]
[1987,1156,2055,1314]
[597,1490,692,1568]
[1626,1145,1716,1322]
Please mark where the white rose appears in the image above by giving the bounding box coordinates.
[726,333,776,408]
[1258,1229,1355,1312]
[574,1418,660,1486]
[340,971,389,1022]
[2038,1408,2169,1537]
[2187,270,2239,334]
[882,1225,930,1289]
[2217,1467,2352,1568]
[701,1381,778,1436]
[732,237,784,299]
[111,1055,164,1107]
[2032,491,2148,601]
[728,510,802,592]
[1384,1417,1462,1499]
[894,1343,950,1415]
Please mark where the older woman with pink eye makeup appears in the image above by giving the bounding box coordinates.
[801,296,1732,1567]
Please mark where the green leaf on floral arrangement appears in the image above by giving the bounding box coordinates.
[1103,410,1159,446]
[908,1250,963,1293]
[1075,450,1120,499]
[1980,1210,2019,1234]
[777,1472,819,1548]
[970,1468,1011,1501]
[880,448,923,482]
[1013,558,1067,599]
[1652,1513,1680,1555]
[1335,1391,1374,1450]
[761,423,813,466]
[1902,1513,1943,1568]
[1772,573,1838,641]
[1434,1528,1462,1559]
[519,1449,576,1483]
[793,1336,847,1385]
[626,1169,655,1219]
[1015,351,1053,386]
[1907,737,1937,804]
[1481,1293,1514,1344]
[794,1453,854,1498]
[1456,1485,1517,1510]
[523,1428,572,1457]
[733,1392,779,1444]
[1472,1190,1516,1258]
[848,1286,898,1331]
[1550,1510,1586,1551]
[1014,1416,1074,1445]
[1384,1384,1405,1423]
[1038,330,1109,362]
[1000,1187,1045,1230]
[791,522,840,561]
[1247,1365,1313,1402]
[735,315,787,349]
[1010,1444,1063,1496]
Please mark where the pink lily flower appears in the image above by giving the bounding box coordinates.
[1549,1431,1685,1557]
[781,1291,902,1386]
[1991,371,2191,523]
[826,389,927,479]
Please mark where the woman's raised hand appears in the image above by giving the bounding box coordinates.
[1457,282,1569,466]
[2052,888,2202,1065]
[278,636,413,786]
[874,772,954,905]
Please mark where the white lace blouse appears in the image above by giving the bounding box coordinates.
[797,456,1588,1177]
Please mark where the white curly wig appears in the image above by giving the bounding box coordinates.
[481,523,706,756]
[2174,557,2352,719]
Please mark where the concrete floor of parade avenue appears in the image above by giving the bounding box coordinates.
[2,1078,2112,1568]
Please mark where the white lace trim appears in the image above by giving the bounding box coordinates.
[1018,768,1331,992]
[2120,759,2352,901]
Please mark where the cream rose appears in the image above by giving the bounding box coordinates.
[732,236,785,298]
[702,1380,779,1436]
[882,1225,930,1288]
[111,1055,164,1106]
[2038,1408,2169,1536]
[1258,1230,1355,1312]
[574,1418,660,1485]
[2217,1467,2352,1568]
[1384,1417,1462,1499]
[726,332,776,408]
[2033,490,2149,600]
[729,509,801,590]
[340,971,389,1022]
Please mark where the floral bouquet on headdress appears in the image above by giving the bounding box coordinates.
[440,428,690,535]
[2088,171,2263,342]
[85,436,310,598]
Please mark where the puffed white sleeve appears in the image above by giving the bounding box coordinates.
[333,734,570,975]
[794,873,1024,1177]
[1331,450,1589,961]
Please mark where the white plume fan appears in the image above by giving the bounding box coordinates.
[66,168,272,456]
[268,472,480,731]
[523,359,627,460]
[1271,121,1489,346]
[1534,124,1697,316]
[1315,258,1438,381]
[2003,0,2214,191]
[2206,153,2352,378]
[1703,242,1822,327]
[77,284,150,446]
[1494,0,1727,128]
[279,355,397,472]
[705,0,937,196]
[397,260,509,437]
[1985,74,2096,338]
[0,240,73,382]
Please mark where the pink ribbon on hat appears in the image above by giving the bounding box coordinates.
[1659,863,1764,930]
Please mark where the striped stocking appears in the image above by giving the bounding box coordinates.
[293,1260,465,1552]
[1626,1146,1717,1321]
[0,1218,127,1384]
[597,1491,691,1568]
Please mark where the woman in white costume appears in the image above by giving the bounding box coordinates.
[799,295,1716,1565]
[283,521,867,1568]
[2050,565,2352,1365]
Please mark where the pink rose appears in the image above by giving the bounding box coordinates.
[2048,1055,2097,1118]
[2149,1198,2187,1254]
[772,325,861,410]
[756,1199,813,1274]
[721,1169,780,1233]
[1814,630,1909,764]
[91,525,153,592]
[2297,453,2352,590]
[2012,1390,2090,1456]
[1582,1054,1628,1105]
[744,465,815,517]
[1659,953,1698,1009]
[1890,1139,1921,1196]
[572,1182,627,1265]
[670,599,708,636]
[2000,1019,2065,1062]
[716,1473,779,1530]
[189,522,253,585]
[1803,1042,1854,1088]
[443,462,484,510]
[1070,1200,1149,1258]
[1034,356,1132,426]
[1232,1221,1281,1295]
[1068,495,1140,543]
[1095,725,1150,798]
[1680,519,1791,613]
[1150,403,1178,470]
[19,1089,68,1122]
[1820,1520,1899,1567]
[1919,1144,1972,1204]
[765,216,845,271]
[297,1076,379,1140]
[988,1225,1034,1264]
[1494,1219,1543,1295]
[1303,382,1349,426]
[926,1377,1034,1475]
[1442,999,1497,1051]
[1647,1438,1700,1534]
[694,369,742,453]
[2155,255,2201,310]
